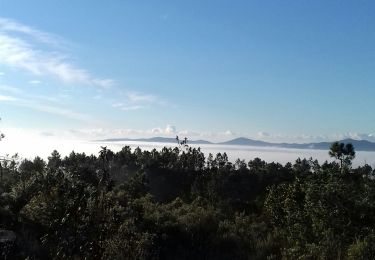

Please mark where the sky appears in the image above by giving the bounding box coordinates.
[0,0,375,147]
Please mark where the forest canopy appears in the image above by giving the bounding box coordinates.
[1,141,375,259]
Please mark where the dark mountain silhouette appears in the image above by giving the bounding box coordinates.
[98,137,375,151]
[220,138,375,151]
[219,137,270,146]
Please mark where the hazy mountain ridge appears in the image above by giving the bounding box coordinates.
[100,137,213,144]
[99,137,375,151]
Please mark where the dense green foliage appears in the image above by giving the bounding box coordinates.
[1,143,375,259]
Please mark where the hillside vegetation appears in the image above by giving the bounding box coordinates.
[1,142,375,259]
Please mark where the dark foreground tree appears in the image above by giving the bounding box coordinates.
[329,141,355,170]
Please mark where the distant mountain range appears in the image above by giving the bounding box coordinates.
[98,137,375,152]
[219,138,375,151]
[101,137,213,145]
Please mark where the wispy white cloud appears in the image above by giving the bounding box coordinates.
[0,93,95,123]
[28,79,41,85]
[0,72,4,76]
[332,132,375,142]
[112,102,144,111]
[177,129,201,137]
[112,103,123,108]
[127,92,157,103]
[24,102,94,123]
[0,17,114,88]
[166,124,177,134]
[0,84,22,94]
[27,94,61,103]
[112,103,144,111]
[0,94,17,101]
[257,131,271,138]
[151,125,177,135]
[0,82,69,106]
[223,130,236,136]
[111,91,166,112]
[0,18,169,119]
[0,82,66,104]
[0,17,63,46]
[120,105,144,111]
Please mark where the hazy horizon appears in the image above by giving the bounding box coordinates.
[1,131,375,168]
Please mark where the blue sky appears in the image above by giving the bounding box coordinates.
[0,0,375,143]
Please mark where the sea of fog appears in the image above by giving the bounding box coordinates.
[1,136,375,167]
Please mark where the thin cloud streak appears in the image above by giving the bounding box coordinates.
[127,92,157,103]
[0,17,114,88]
[28,80,41,85]
[0,17,170,117]
[0,83,65,104]
[0,17,64,46]
[0,94,96,124]
[112,103,144,111]
[0,84,22,94]
[0,94,18,101]
[24,102,95,123]
[111,91,167,112]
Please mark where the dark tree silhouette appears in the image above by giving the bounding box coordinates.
[329,141,356,170]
